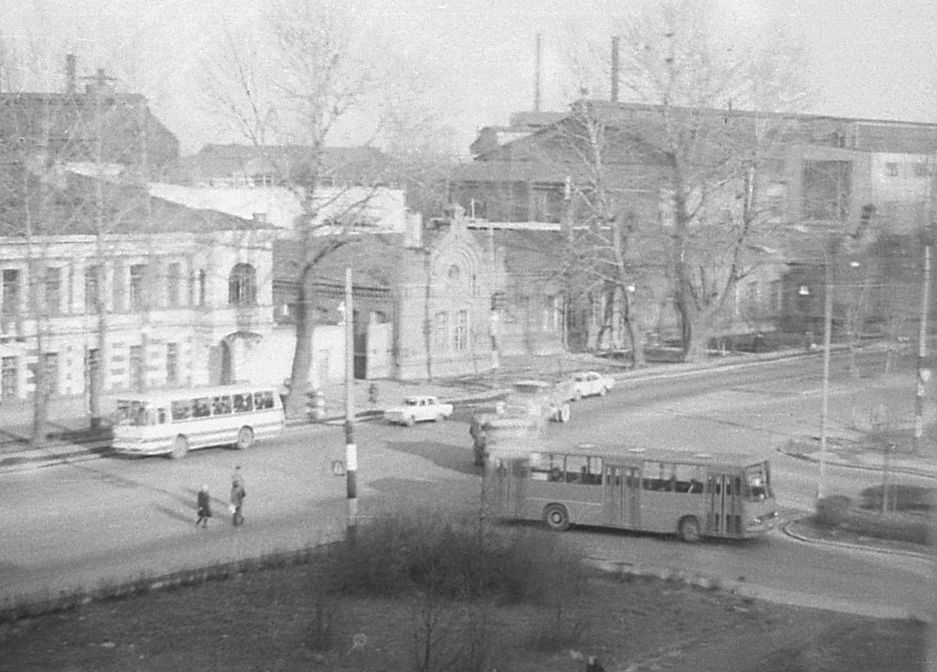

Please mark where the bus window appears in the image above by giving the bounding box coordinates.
[233,393,254,413]
[254,391,274,410]
[530,452,560,481]
[116,401,148,426]
[744,463,772,500]
[171,400,191,421]
[156,407,168,424]
[565,454,588,483]
[212,395,233,415]
[192,398,211,418]
[674,464,703,493]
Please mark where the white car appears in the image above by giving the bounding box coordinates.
[384,395,454,426]
[569,371,615,400]
[505,380,572,423]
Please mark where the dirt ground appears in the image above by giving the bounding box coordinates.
[0,561,925,672]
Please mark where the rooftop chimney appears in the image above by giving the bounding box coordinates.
[611,36,620,102]
[66,54,76,94]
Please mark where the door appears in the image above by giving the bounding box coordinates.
[707,472,743,536]
[603,465,640,528]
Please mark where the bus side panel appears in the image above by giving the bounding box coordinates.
[636,491,709,536]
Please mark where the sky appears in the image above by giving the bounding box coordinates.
[4,0,937,156]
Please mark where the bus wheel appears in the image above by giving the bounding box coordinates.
[235,426,255,450]
[170,435,189,460]
[678,516,701,543]
[543,504,570,531]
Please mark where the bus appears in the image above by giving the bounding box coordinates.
[111,384,285,459]
[484,444,776,542]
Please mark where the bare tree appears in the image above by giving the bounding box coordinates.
[200,1,411,418]
[561,0,811,361]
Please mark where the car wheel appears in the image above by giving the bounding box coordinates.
[170,435,189,460]
[599,386,608,397]
[235,426,254,450]
[406,415,415,427]
[678,516,701,543]
[543,504,570,531]
[435,413,446,423]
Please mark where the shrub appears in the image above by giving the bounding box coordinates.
[842,509,931,545]
[815,495,852,527]
[859,485,935,512]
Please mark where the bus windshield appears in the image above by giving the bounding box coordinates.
[116,400,149,426]
[743,462,772,501]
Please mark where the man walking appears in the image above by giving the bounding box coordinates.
[230,466,247,526]
[196,484,212,528]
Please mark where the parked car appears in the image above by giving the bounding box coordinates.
[568,371,615,400]
[505,380,572,423]
[384,395,454,427]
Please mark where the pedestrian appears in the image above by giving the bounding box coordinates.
[230,467,247,526]
[584,655,605,672]
[196,484,212,528]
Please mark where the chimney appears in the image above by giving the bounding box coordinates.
[534,33,542,113]
[66,54,76,94]
[252,212,268,224]
[611,36,620,102]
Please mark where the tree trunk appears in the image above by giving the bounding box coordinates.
[31,330,49,448]
[624,319,646,368]
[285,279,314,421]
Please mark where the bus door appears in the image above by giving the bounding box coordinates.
[603,464,640,528]
[707,472,742,536]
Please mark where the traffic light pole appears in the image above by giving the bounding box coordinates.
[344,268,357,545]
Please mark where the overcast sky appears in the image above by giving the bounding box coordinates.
[5,0,937,155]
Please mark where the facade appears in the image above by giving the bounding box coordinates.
[0,174,277,405]
[448,100,937,349]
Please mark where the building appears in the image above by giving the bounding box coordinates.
[0,172,277,405]
[448,100,937,349]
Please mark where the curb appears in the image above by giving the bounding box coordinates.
[776,446,937,481]
[780,516,932,561]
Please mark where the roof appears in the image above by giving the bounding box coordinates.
[471,228,566,280]
[540,444,771,466]
[0,169,267,237]
[272,233,407,288]
[177,144,394,186]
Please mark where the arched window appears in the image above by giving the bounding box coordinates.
[228,263,257,306]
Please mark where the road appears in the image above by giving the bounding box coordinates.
[1,352,933,620]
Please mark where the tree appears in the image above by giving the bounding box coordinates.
[563,0,811,361]
[200,1,411,419]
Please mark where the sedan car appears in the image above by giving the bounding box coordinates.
[569,371,615,400]
[384,395,454,426]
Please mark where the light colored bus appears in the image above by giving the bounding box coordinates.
[484,444,776,542]
[111,385,285,459]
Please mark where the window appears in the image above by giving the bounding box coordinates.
[913,162,929,178]
[802,160,851,220]
[212,395,233,415]
[166,343,178,386]
[434,311,449,349]
[171,399,192,421]
[192,397,211,418]
[167,263,181,308]
[2,269,20,319]
[1,356,17,400]
[129,345,144,389]
[454,310,469,351]
[228,263,257,306]
[253,390,274,409]
[529,452,564,481]
[84,265,101,312]
[195,269,207,307]
[543,295,560,332]
[43,352,59,398]
[129,264,147,311]
[233,392,254,413]
[884,162,899,177]
[44,267,61,316]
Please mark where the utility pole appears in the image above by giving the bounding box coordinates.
[344,268,357,545]
[817,255,833,502]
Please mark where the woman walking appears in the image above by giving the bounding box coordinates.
[196,485,212,528]
[230,474,246,526]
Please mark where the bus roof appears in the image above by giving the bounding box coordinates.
[534,443,770,468]
[115,384,279,405]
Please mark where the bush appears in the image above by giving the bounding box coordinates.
[859,485,935,512]
[815,495,852,527]
[323,510,589,602]
[842,509,931,545]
